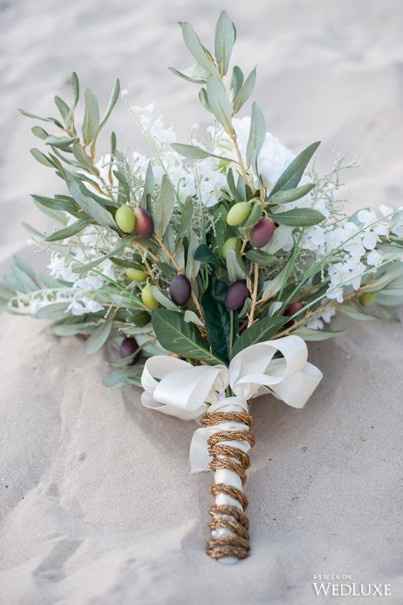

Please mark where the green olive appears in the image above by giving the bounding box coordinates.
[221,237,241,258]
[226,202,251,226]
[126,268,147,282]
[141,284,159,310]
[116,205,136,233]
[359,292,377,306]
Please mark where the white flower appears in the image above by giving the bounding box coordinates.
[321,307,336,323]
[48,253,76,282]
[362,230,378,250]
[357,209,377,226]
[367,250,383,266]
[306,318,324,330]
[306,307,335,331]
[74,276,104,291]
[68,297,104,316]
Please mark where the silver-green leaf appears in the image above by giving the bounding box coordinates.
[233,67,256,114]
[179,22,217,76]
[271,208,325,227]
[270,141,321,195]
[152,309,222,363]
[246,102,266,171]
[214,11,236,76]
[82,88,100,145]
[85,320,113,354]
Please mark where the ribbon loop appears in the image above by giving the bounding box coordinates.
[141,355,227,421]
[140,335,322,433]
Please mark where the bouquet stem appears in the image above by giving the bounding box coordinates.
[201,400,255,562]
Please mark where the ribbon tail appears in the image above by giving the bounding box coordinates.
[271,362,323,408]
[189,427,212,473]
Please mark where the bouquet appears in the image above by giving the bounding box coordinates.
[2,11,403,562]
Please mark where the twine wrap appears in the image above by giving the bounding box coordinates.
[201,403,255,561]
[140,338,323,561]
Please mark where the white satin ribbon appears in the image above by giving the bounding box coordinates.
[140,335,322,470]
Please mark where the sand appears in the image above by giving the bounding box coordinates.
[1,1,403,603]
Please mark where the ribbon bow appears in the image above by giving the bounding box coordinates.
[141,335,322,471]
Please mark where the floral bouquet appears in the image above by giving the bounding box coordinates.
[2,11,403,562]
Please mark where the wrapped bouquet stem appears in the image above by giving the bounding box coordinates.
[202,397,254,561]
[3,10,403,561]
[141,336,322,560]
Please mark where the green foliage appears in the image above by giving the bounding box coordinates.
[271,208,325,227]
[214,11,236,77]
[202,283,230,362]
[9,10,403,379]
[85,320,113,354]
[270,142,321,195]
[246,103,266,172]
[152,309,222,363]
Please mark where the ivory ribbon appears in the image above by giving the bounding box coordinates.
[140,335,323,471]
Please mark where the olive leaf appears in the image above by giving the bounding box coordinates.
[82,88,100,145]
[32,126,48,140]
[45,135,77,149]
[53,320,100,336]
[45,218,92,242]
[65,173,116,228]
[214,10,236,76]
[245,249,276,267]
[226,249,246,282]
[85,320,113,354]
[178,197,194,238]
[97,78,120,136]
[205,77,233,132]
[30,148,55,168]
[54,96,70,122]
[179,22,217,76]
[233,67,256,114]
[230,66,244,97]
[71,72,80,109]
[269,182,315,205]
[241,199,262,228]
[32,194,82,218]
[153,174,175,237]
[171,142,232,163]
[270,141,320,195]
[271,208,325,227]
[103,365,144,388]
[35,303,70,321]
[142,161,155,207]
[295,327,344,341]
[202,284,230,363]
[338,303,375,320]
[151,286,180,311]
[232,314,288,357]
[246,102,265,171]
[19,109,63,129]
[152,309,222,363]
[72,142,98,174]
[193,244,219,265]
[186,230,201,280]
[169,65,207,85]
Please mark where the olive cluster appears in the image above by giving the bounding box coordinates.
[115,205,154,238]
[115,203,193,315]
[223,201,277,311]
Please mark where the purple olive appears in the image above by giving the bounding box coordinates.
[250,218,276,248]
[169,274,191,306]
[134,208,154,239]
[284,302,303,317]
[119,337,139,359]
[225,280,250,311]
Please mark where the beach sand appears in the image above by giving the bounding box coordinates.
[1,1,403,603]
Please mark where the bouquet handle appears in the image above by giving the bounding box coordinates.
[202,402,255,562]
